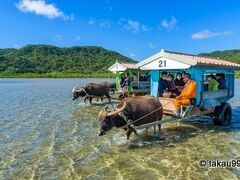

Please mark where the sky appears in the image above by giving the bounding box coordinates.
[1,0,240,60]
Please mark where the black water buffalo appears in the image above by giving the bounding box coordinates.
[101,82,116,93]
[98,96,163,139]
[72,83,111,104]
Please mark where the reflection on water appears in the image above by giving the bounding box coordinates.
[0,78,240,179]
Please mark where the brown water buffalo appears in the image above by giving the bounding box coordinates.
[72,83,111,104]
[98,96,163,139]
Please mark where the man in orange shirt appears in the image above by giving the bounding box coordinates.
[173,73,197,117]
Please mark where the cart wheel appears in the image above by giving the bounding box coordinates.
[213,103,232,126]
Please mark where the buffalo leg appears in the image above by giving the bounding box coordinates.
[133,128,137,135]
[126,128,132,140]
[84,97,88,103]
[106,94,111,103]
[101,97,103,102]
[126,126,137,139]
[89,97,93,104]
[153,126,156,134]
[145,128,148,133]
[158,124,161,132]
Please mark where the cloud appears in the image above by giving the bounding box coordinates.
[118,19,148,33]
[14,44,20,49]
[54,34,62,41]
[141,25,148,32]
[161,16,177,31]
[191,30,232,40]
[76,36,81,41]
[99,20,112,28]
[148,43,156,49]
[88,19,111,28]
[129,53,135,58]
[105,0,112,11]
[15,0,73,20]
[88,20,95,25]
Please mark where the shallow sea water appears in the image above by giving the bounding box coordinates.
[0,78,240,179]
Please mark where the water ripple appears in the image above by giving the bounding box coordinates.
[0,78,240,179]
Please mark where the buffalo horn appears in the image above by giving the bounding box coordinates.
[106,101,127,117]
[72,87,84,93]
[72,86,77,93]
[98,105,109,121]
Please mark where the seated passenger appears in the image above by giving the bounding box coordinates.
[175,73,185,86]
[146,73,150,81]
[158,71,169,96]
[207,74,219,91]
[143,75,147,81]
[216,73,226,89]
[120,74,129,98]
[182,71,187,79]
[173,73,197,117]
[120,74,126,87]
[167,74,179,98]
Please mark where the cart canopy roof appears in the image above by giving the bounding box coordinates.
[108,61,137,72]
[137,49,240,70]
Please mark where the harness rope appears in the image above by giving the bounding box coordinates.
[81,88,89,97]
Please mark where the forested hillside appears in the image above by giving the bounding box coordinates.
[0,44,134,77]
[199,49,240,64]
[199,50,240,77]
[1,45,240,78]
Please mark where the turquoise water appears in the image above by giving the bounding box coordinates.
[0,78,240,179]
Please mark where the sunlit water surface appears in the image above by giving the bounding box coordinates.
[0,78,240,179]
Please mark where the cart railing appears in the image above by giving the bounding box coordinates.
[202,89,229,100]
[132,81,150,90]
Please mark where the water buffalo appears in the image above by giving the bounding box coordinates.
[98,96,163,139]
[101,82,116,94]
[72,83,111,104]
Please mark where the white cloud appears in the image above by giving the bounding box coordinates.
[15,0,73,20]
[88,19,111,28]
[99,20,112,28]
[105,0,112,11]
[141,25,148,32]
[129,53,135,58]
[76,36,81,41]
[192,30,232,40]
[148,42,156,49]
[14,44,20,49]
[54,34,62,41]
[126,20,140,33]
[119,19,148,33]
[88,20,95,25]
[161,16,177,31]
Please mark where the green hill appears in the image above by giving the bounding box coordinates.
[199,49,240,77]
[199,49,240,64]
[1,46,240,78]
[0,44,135,78]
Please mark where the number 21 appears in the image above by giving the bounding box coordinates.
[159,60,166,67]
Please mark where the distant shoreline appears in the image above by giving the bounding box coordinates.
[0,72,114,78]
[1,71,239,78]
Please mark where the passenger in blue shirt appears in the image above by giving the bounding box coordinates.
[216,73,226,89]
[158,71,169,96]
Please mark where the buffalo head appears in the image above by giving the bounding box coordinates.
[98,102,126,136]
[72,87,86,100]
